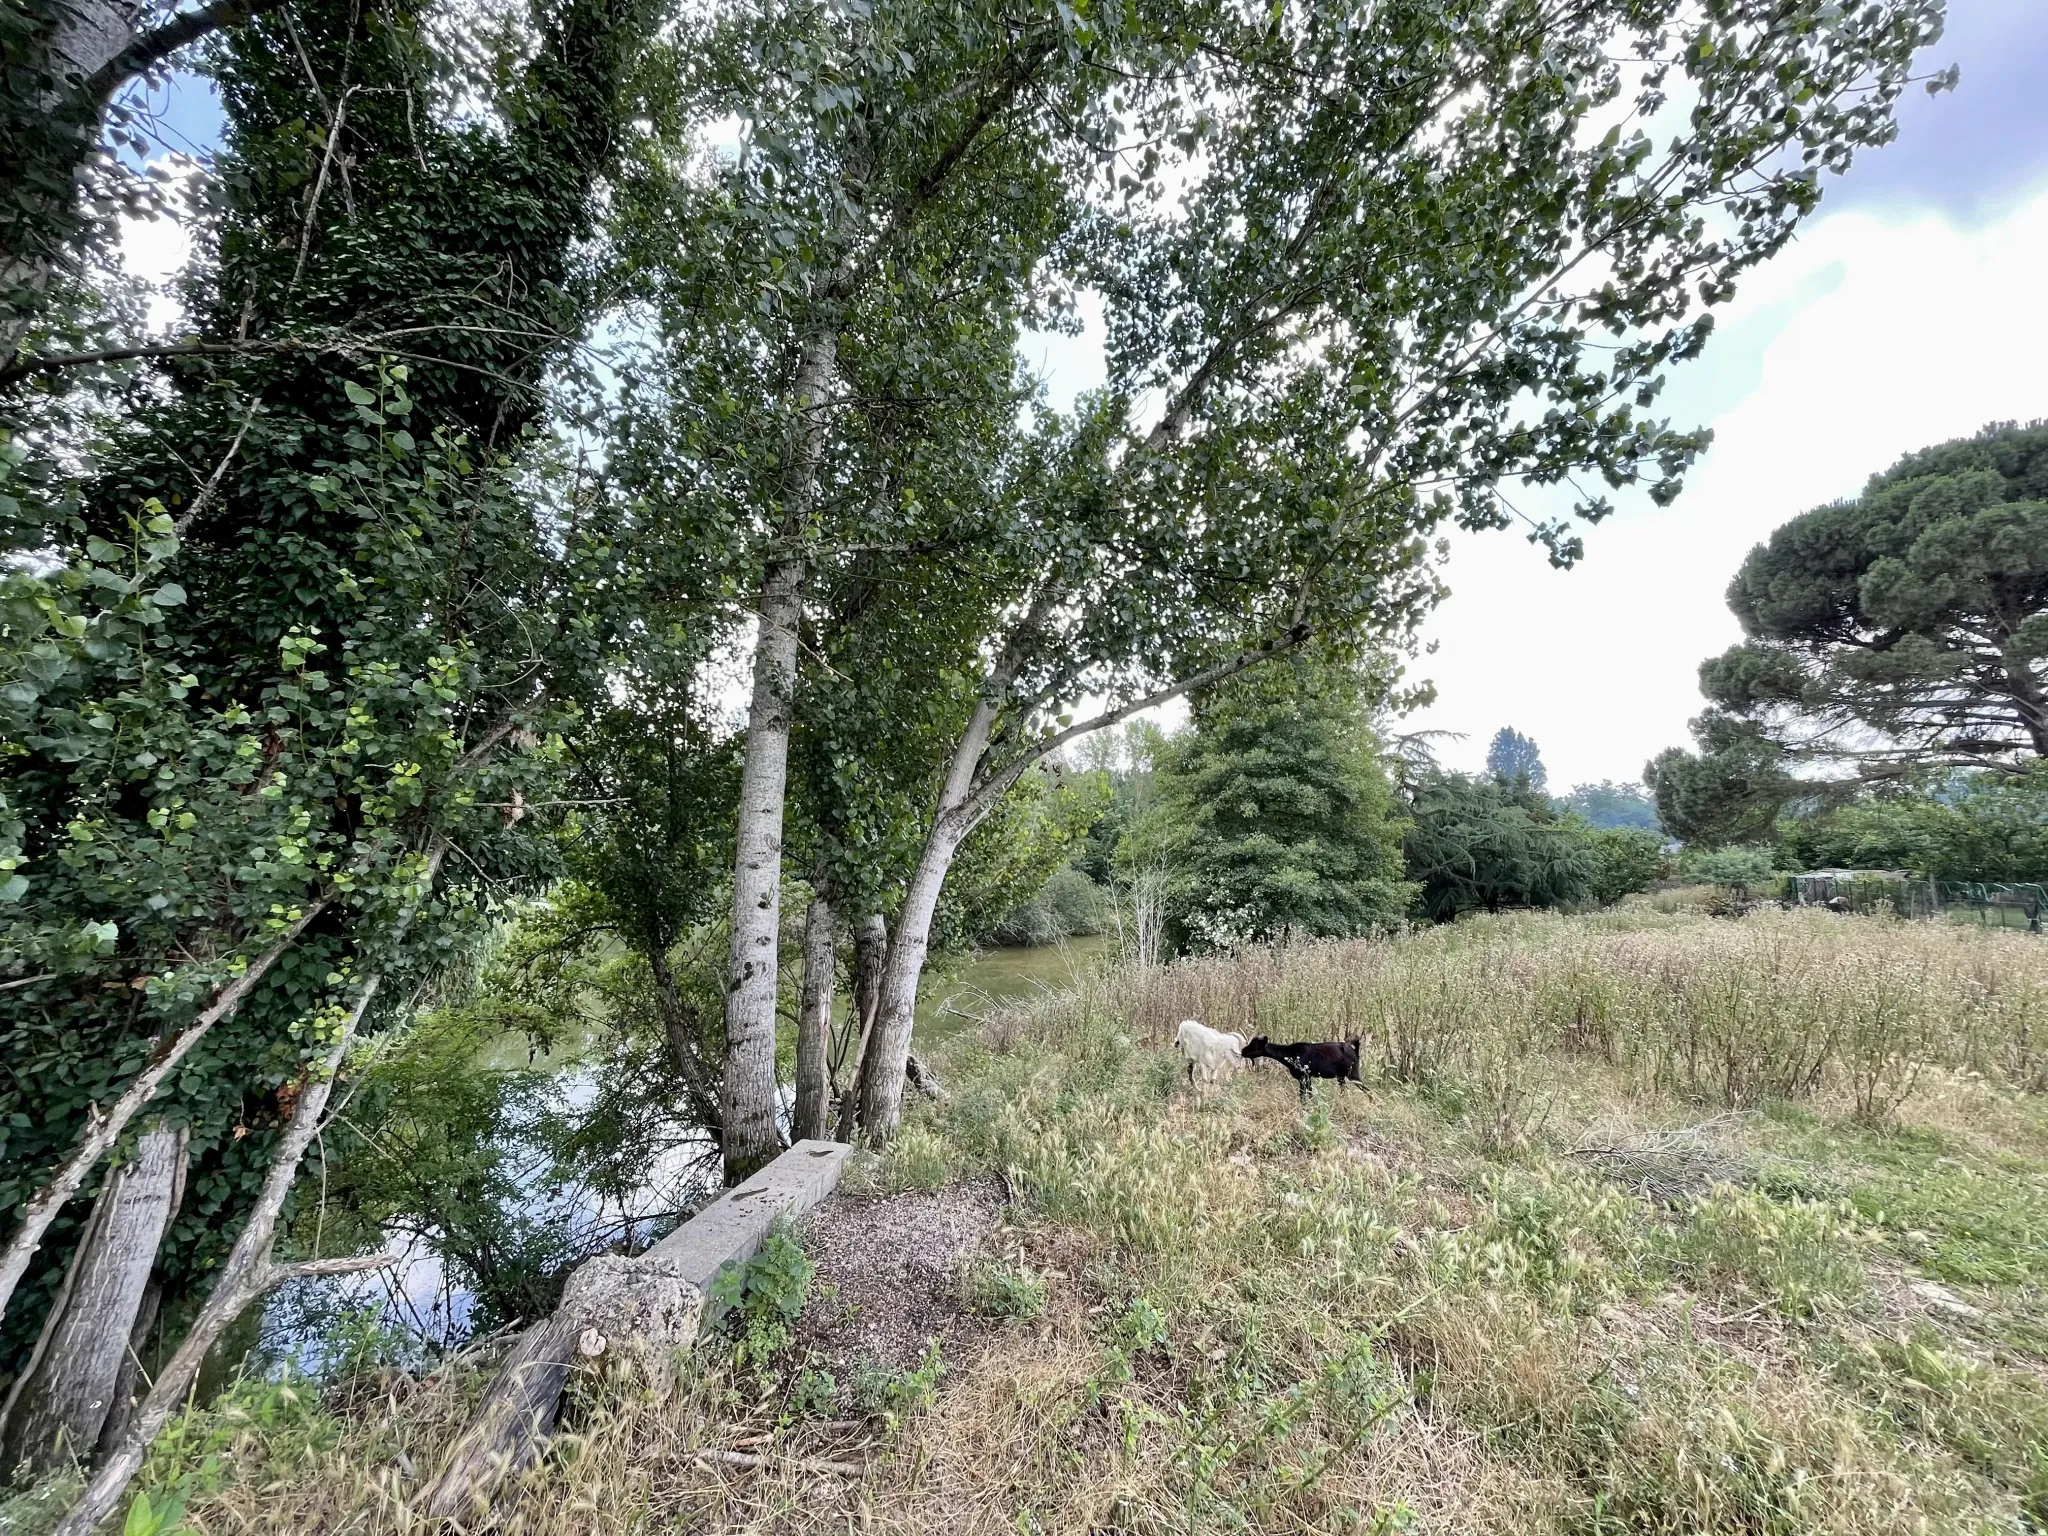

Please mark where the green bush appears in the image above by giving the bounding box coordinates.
[706,1223,815,1371]
[1680,844,1778,893]
[1586,826,1669,905]
[995,866,1110,945]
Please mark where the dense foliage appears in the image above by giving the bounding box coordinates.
[1779,765,2048,882]
[0,0,1958,1513]
[1402,773,1602,921]
[1131,656,1412,954]
[1652,422,2048,849]
[1558,779,1663,834]
[1707,421,2048,769]
[1486,728,1547,791]
[1,0,641,1359]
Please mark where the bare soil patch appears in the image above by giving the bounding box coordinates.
[795,1178,1005,1375]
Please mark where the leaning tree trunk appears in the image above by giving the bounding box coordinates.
[0,897,325,1330]
[0,1122,185,1475]
[51,975,393,1536]
[792,892,836,1143]
[834,912,889,1141]
[721,327,837,1183]
[859,820,969,1143]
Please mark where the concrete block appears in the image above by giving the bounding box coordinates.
[648,1138,853,1295]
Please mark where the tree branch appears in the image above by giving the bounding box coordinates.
[957,618,1314,831]
[85,0,289,105]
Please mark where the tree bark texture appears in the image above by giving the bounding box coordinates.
[1,0,131,363]
[95,1279,160,1457]
[421,1250,702,1523]
[792,893,836,1143]
[721,327,837,1183]
[53,973,387,1536]
[834,912,889,1141]
[0,896,326,1331]
[0,1123,185,1475]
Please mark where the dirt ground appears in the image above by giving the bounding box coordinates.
[794,1178,1005,1374]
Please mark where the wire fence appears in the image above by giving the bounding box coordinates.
[1782,871,2045,933]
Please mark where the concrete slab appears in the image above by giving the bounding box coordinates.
[647,1138,853,1294]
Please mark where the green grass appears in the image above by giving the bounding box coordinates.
[82,909,2048,1536]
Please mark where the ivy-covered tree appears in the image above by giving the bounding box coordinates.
[1133,653,1412,954]
[1,0,645,1508]
[1701,420,2048,771]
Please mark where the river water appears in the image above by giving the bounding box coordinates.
[252,936,1111,1371]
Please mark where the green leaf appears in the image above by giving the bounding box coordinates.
[343,380,377,406]
[150,583,188,607]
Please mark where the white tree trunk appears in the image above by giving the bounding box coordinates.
[859,822,967,1142]
[857,687,1003,1142]
[792,893,835,1143]
[52,976,390,1536]
[721,328,836,1183]
[0,1122,185,1475]
[0,897,326,1330]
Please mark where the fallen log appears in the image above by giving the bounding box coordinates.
[905,1053,948,1102]
[422,1138,852,1523]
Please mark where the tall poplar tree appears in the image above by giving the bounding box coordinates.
[852,0,1947,1140]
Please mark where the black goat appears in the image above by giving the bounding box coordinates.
[1241,1036,1363,1100]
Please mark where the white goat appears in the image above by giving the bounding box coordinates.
[1174,1018,1245,1088]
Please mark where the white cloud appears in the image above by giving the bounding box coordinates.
[1403,179,2048,791]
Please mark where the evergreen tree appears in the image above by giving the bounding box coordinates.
[1403,773,1598,920]
[1665,422,2048,820]
[1645,713,1798,848]
[1135,656,1412,954]
[1486,727,1547,790]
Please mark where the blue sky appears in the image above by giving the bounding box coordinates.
[125,2,2048,790]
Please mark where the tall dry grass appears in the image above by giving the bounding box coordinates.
[61,909,2047,1536]
[1054,908,2048,1122]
